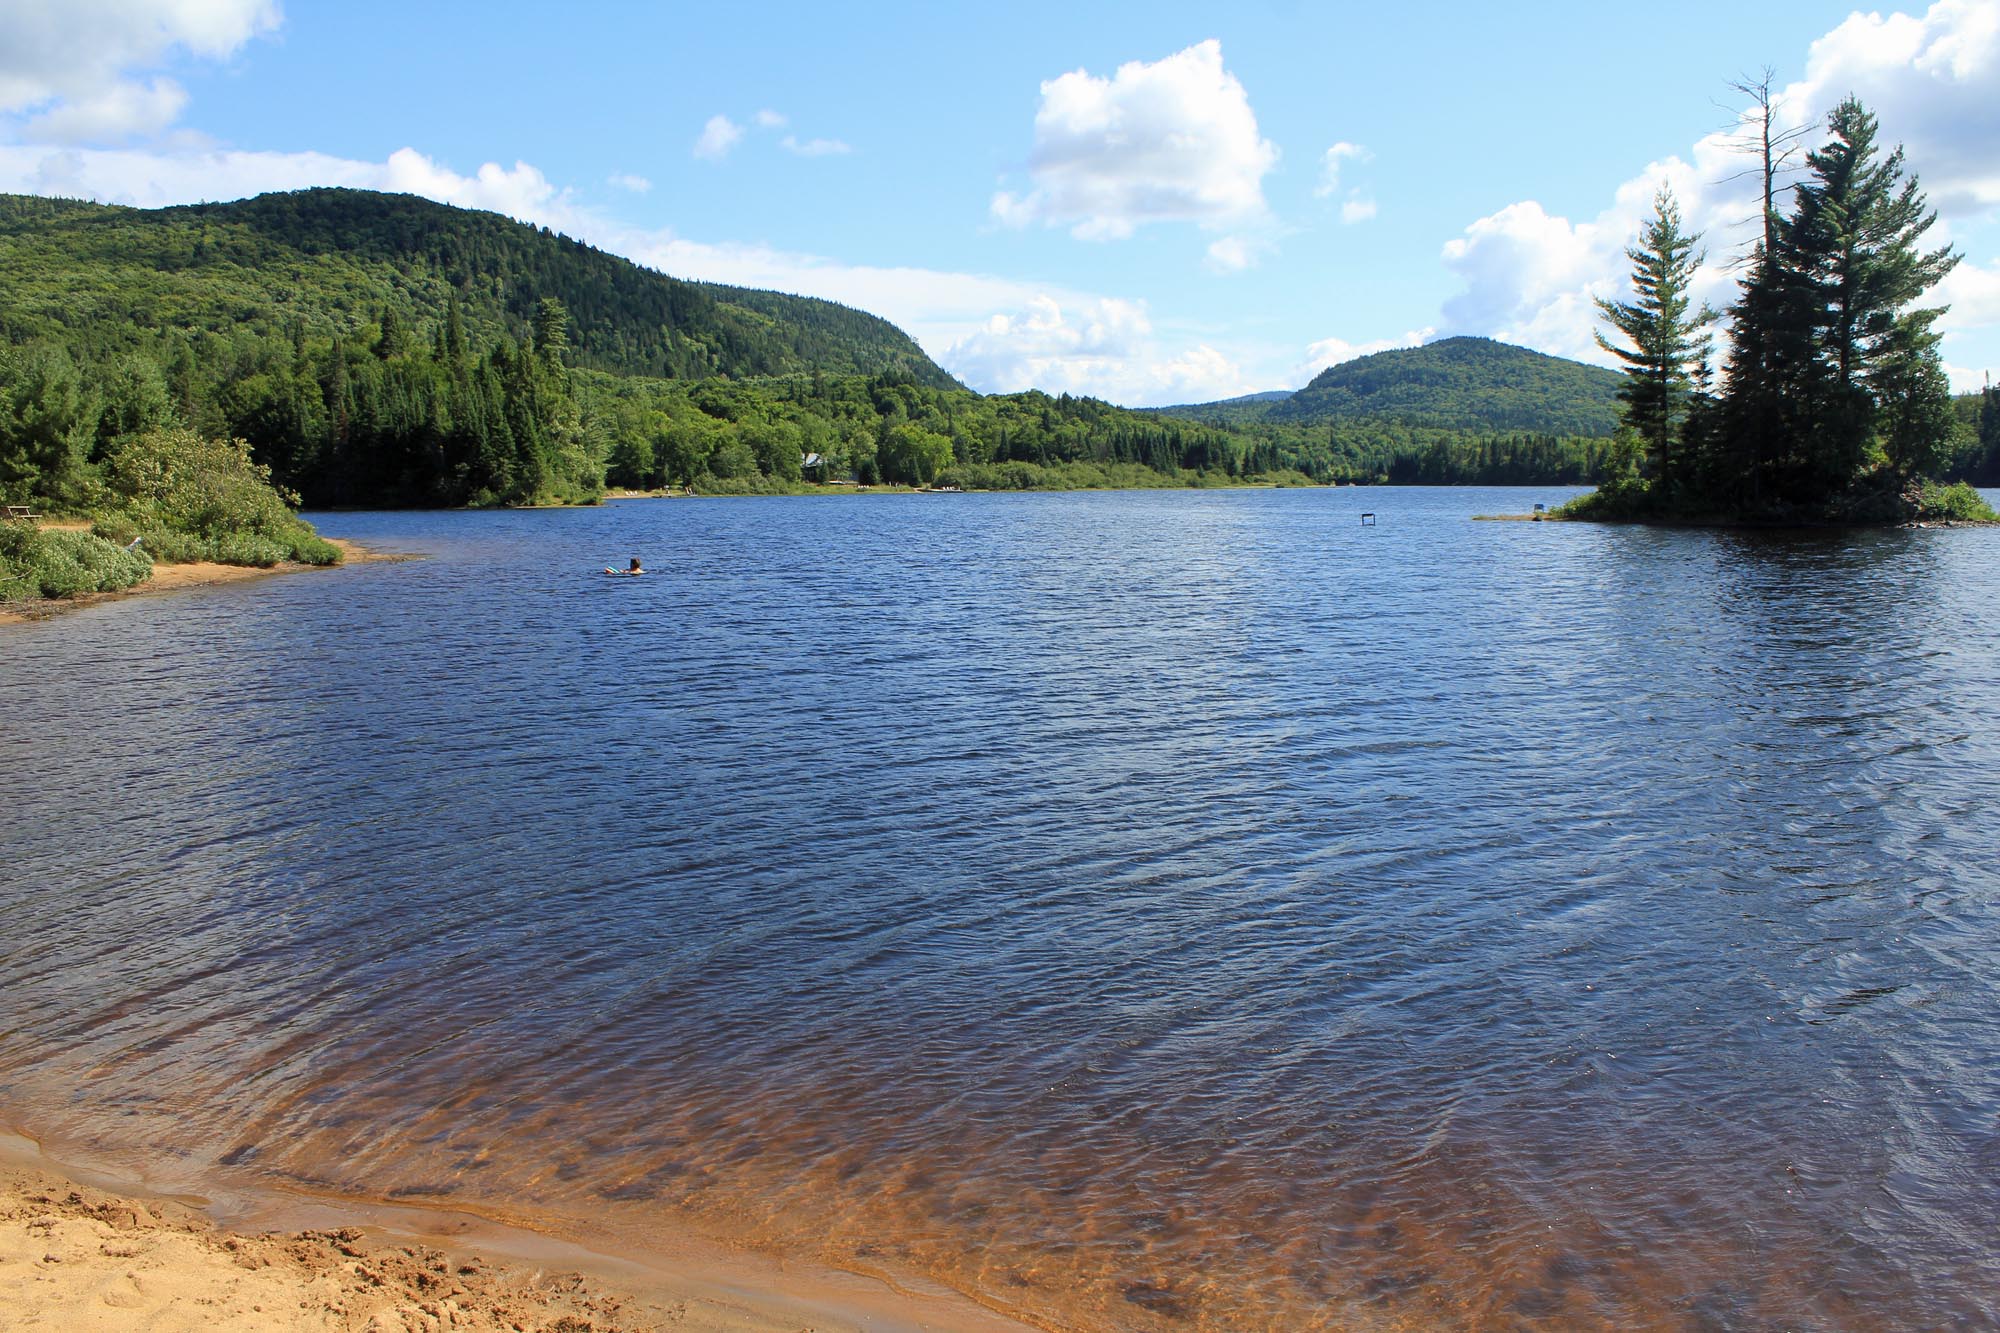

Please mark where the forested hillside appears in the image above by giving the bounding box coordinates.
[0,189,953,386]
[1269,337,1625,435]
[0,189,1670,508]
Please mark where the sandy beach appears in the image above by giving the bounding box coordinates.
[0,536,394,626]
[0,1132,1041,1333]
[0,1158,636,1332]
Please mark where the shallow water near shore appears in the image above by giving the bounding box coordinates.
[4,485,2000,1330]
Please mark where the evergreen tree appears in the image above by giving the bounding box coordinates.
[1594,188,1716,486]
[1718,96,1958,506]
[1871,312,1953,481]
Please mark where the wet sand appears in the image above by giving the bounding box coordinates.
[0,1132,1042,1333]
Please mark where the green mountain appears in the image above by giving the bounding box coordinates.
[1265,337,1622,436]
[1141,389,1293,426]
[0,188,956,388]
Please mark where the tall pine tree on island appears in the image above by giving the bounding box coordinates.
[1575,94,1980,523]
[1720,97,1959,510]
[1594,188,1717,492]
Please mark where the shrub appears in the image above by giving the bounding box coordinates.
[94,427,343,567]
[1555,475,1659,520]
[1915,480,1998,522]
[0,525,151,599]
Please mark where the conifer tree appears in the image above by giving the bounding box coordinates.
[1595,189,1716,487]
[1719,96,1958,506]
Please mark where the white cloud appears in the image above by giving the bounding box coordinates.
[606,171,651,194]
[1313,141,1370,198]
[1204,235,1272,273]
[1291,329,1432,386]
[1791,0,2000,215]
[692,114,744,160]
[23,77,189,143]
[0,0,277,142]
[0,142,573,223]
[1937,255,2000,327]
[1436,0,2000,374]
[1340,194,1377,224]
[780,134,851,157]
[990,39,1279,248]
[944,295,1252,404]
[754,109,788,129]
[1942,360,1991,391]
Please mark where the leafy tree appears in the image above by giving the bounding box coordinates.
[878,422,954,484]
[1594,189,1716,486]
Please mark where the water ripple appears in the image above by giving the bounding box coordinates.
[3,488,1999,1329]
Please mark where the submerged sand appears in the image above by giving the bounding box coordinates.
[0,1133,1041,1333]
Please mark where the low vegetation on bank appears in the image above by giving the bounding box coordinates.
[0,358,340,604]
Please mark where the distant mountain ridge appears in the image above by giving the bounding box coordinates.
[1153,337,1623,437]
[1274,337,1622,435]
[1151,389,1293,412]
[0,188,957,388]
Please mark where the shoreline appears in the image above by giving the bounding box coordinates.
[0,537,404,626]
[0,1124,1043,1333]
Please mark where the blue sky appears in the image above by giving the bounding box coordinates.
[2,1,1997,404]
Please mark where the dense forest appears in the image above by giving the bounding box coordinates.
[0,189,1643,506]
[0,190,953,387]
[1571,95,1996,522]
[1269,337,1625,436]
[2,176,1993,515]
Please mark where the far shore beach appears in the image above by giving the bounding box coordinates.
[0,535,397,626]
[0,1127,1041,1333]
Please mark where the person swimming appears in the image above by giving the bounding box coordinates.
[604,557,644,576]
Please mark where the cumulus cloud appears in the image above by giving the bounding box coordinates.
[1792,0,2000,215]
[1313,142,1370,198]
[23,78,189,143]
[780,135,851,157]
[607,172,651,193]
[990,39,1279,252]
[944,295,1252,403]
[692,114,744,160]
[1437,0,2000,373]
[1340,195,1377,224]
[0,0,278,142]
[698,110,852,160]
[1291,329,1432,386]
[1937,255,2000,327]
[0,142,573,224]
[1205,235,1273,273]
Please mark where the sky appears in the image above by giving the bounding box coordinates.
[2,0,1998,406]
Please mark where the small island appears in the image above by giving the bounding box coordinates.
[1561,97,1995,527]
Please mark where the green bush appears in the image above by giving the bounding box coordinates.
[1916,480,1998,522]
[90,427,344,568]
[0,524,152,599]
[1554,475,1660,520]
[90,516,343,568]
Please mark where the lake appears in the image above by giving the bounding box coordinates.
[3,486,1998,1329]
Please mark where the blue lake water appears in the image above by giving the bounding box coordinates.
[3,486,1999,1330]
